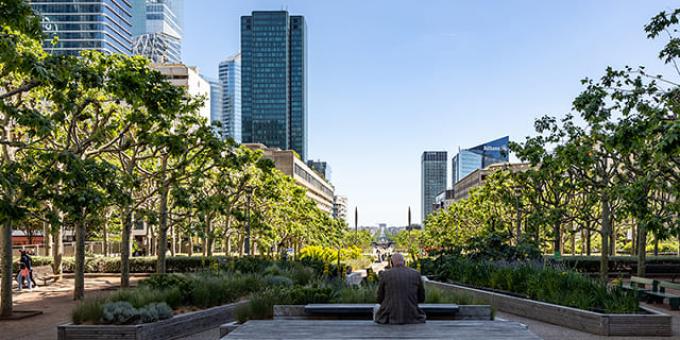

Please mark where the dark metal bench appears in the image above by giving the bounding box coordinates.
[304,304,459,319]
[647,280,680,310]
[619,276,658,299]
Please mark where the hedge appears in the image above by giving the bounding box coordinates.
[550,255,680,274]
[3,256,330,274]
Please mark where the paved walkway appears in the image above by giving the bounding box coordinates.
[1,275,143,340]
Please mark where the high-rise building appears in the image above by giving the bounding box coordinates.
[421,151,447,222]
[333,195,348,221]
[205,77,223,138]
[452,136,510,185]
[131,0,183,63]
[29,0,133,56]
[307,160,331,181]
[241,11,308,160]
[218,53,242,143]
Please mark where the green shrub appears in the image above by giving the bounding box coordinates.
[72,296,106,325]
[333,284,377,304]
[423,254,639,313]
[265,275,294,287]
[101,301,139,325]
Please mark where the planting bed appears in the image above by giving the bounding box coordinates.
[58,301,247,340]
[426,280,671,336]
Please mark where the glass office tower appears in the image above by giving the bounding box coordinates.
[452,136,510,184]
[219,53,242,143]
[421,151,448,222]
[29,0,133,56]
[205,77,223,138]
[241,11,307,160]
[131,0,183,63]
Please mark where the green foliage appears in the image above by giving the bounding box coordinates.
[72,271,267,324]
[71,296,106,325]
[333,283,378,304]
[100,301,173,325]
[422,254,639,313]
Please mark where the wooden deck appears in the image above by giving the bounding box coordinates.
[221,320,542,339]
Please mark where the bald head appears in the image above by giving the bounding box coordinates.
[391,253,405,267]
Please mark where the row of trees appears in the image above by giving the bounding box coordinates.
[420,8,679,281]
[0,0,347,317]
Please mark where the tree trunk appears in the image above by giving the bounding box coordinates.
[631,222,637,256]
[156,153,169,272]
[170,225,175,256]
[73,218,86,300]
[553,222,561,257]
[610,222,616,256]
[52,223,63,279]
[120,208,132,288]
[205,217,213,257]
[571,224,576,256]
[653,235,659,256]
[188,236,194,256]
[637,222,647,277]
[1,220,13,317]
[44,221,52,257]
[600,194,611,282]
[586,224,591,256]
[102,220,108,257]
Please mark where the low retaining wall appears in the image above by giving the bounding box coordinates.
[427,280,672,336]
[272,304,492,321]
[57,301,247,340]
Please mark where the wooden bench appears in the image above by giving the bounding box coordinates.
[304,304,459,319]
[619,276,658,299]
[647,280,680,310]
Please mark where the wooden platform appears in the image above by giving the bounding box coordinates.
[221,320,542,339]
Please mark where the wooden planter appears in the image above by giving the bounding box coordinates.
[57,301,247,340]
[426,280,672,336]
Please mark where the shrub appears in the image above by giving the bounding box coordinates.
[333,284,377,304]
[101,301,139,325]
[423,254,639,313]
[72,296,106,325]
[265,275,294,287]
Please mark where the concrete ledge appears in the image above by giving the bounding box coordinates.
[427,280,672,336]
[57,301,247,340]
[273,304,492,321]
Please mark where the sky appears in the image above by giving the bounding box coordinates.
[183,0,678,226]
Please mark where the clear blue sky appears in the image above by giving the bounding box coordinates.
[183,1,678,226]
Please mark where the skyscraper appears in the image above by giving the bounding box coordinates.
[241,11,308,160]
[29,0,133,56]
[131,0,183,63]
[218,53,242,143]
[205,77,223,137]
[421,151,447,222]
[452,136,510,184]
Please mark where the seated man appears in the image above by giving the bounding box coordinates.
[373,253,426,324]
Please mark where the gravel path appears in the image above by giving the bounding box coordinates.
[1,275,143,340]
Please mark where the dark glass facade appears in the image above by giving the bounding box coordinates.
[29,0,133,56]
[241,11,307,160]
[452,136,510,184]
[421,151,447,222]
